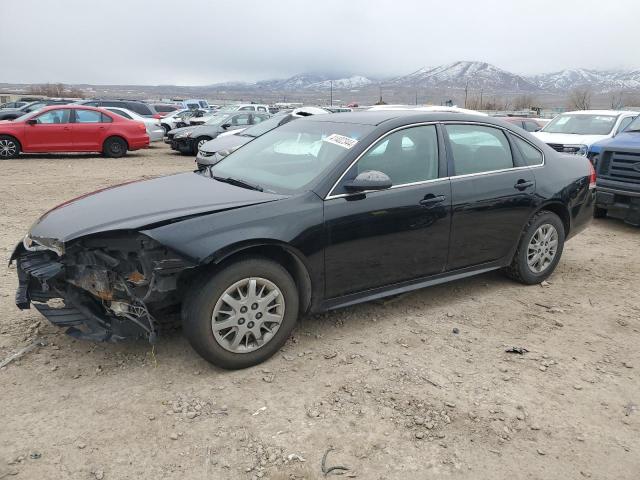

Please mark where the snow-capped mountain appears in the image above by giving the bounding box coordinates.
[530,68,640,91]
[307,75,374,90]
[252,73,374,91]
[206,62,640,94]
[389,61,539,92]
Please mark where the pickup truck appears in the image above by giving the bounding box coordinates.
[588,116,640,226]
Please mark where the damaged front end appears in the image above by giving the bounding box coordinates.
[12,233,196,343]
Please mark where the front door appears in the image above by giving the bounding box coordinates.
[443,123,538,270]
[324,124,451,298]
[23,108,73,152]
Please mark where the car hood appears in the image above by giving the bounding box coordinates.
[168,125,198,136]
[28,172,288,243]
[200,134,252,153]
[590,131,640,152]
[533,131,609,147]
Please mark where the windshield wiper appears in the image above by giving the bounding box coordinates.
[213,175,263,192]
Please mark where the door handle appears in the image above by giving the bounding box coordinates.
[514,180,534,191]
[419,194,446,207]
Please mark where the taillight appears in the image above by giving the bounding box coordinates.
[138,123,146,132]
[588,161,596,189]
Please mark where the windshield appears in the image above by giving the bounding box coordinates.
[241,114,291,138]
[542,114,617,135]
[216,105,239,113]
[210,120,374,194]
[204,114,229,126]
[624,116,640,132]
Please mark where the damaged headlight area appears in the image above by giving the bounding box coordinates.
[14,233,196,343]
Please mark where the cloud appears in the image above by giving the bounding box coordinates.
[1,0,639,85]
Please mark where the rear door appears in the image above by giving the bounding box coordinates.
[71,109,112,151]
[23,108,73,152]
[443,123,538,270]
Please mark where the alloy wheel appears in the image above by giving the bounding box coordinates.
[211,277,285,353]
[197,138,208,150]
[527,224,558,273]
[0,139,17,158]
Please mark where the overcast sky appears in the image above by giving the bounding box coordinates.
[2,0,639,85]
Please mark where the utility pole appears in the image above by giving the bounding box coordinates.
[415,89,418,105]
[464,80,469,108]
[330,80,333,106]
[480,89,483,110]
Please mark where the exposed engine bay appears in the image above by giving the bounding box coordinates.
[13,233,196,342]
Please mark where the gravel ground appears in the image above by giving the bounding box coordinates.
[1,143,639,480]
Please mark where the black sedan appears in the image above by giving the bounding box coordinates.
[166,111,270,155]
[12,111,595,369]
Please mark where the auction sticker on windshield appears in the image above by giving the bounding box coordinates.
[324,133,358,149]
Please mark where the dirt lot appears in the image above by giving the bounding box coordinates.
[1,143,639,480]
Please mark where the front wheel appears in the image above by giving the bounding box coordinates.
[182,257,299,369]
[503,210,565,285]
[103,137,127,158]
[0,135,20,159]
[194,136,211,154]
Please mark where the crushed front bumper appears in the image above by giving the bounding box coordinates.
[13,235,196,343]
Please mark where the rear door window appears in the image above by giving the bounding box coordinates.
[75,110,103,123]
[445,124,514,175]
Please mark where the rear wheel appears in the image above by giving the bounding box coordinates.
[0,135,20,159]
[182,257,299,369]
[503,210,565,285]
[103,137,127,158]
[161,124,171,135]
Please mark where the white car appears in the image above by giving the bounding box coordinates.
[104,107,165,142]
[533,110,639,156]
[189,104,270,126]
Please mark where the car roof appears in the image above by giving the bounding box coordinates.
[301,110,499,126]
[38,105,107,113]
[561,110,639,116]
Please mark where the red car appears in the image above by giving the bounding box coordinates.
[0,105,149,159]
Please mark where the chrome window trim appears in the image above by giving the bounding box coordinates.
[324,120,546,201]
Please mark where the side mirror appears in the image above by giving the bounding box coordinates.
[343,170,392,192]
[26,118,37,125]
[221,123,231,130]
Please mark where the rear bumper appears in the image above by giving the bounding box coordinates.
[128,134,150,151]
[148,128,165,142]
[596,186,640,226]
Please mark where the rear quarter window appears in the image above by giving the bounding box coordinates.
[512,136,543,166]
[127,102,153,116]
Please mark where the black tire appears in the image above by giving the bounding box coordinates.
[161,124,171,135]
[503,210,565,285]
[0,135,21,159]
[103,137,128,158]
[194,136,212,154]
[593,206,607,218]
[182,257,299,369]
